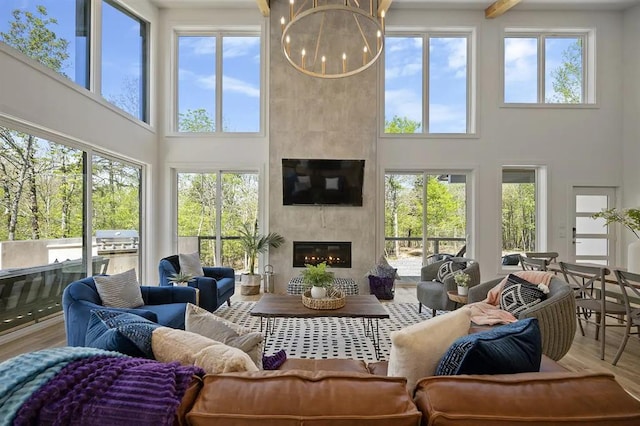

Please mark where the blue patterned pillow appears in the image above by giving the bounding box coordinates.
[435,318,542,376]
[85,310,160,358]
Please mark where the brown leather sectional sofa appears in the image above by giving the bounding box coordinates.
[178,356,640,425]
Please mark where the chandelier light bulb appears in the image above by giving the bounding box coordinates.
[290,0,295,21]
[342,52,347,73]
[322,55,326,75]
[301,48,306,69]
[363,46,368,65]
[285,35,291,56]
[280,16,286,32]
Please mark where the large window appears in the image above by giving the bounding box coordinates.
[504,31,593,104]
[384,172,468,278]
[0,0,90,88]
[177,171,259,273]
[177,33,261,133]
[101,0,148,121]
[384,32,473,135]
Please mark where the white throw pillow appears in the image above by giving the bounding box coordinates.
[387,308,471,391]
[93,268,144,309]
[179,252,205,277]
[185,303,264,369]
[152,327,258,374]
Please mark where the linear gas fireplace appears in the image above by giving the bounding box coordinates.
[293,241,352,268]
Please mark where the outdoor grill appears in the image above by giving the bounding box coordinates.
[95,230,139,252]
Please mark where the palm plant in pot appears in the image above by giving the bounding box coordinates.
[301,261,334,299]
[238,221,284,295]
[168,272,194,287]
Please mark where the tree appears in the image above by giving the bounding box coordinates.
[549,39,582,104]
[385,116,420,134]
[178,108,215,132]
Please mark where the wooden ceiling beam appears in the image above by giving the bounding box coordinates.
[256,0,270,17]
[485,0,522,19]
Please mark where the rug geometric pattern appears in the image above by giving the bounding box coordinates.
[214,302,435,361]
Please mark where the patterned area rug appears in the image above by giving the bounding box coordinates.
[214,301,435,361]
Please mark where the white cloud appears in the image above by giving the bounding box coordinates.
[178,68,196,81]
[180,37,216,55]
[197,74,216,90]
[386,62,421,79]
[429,103,465,126]
[222,75,260,97]
[504,38,537,84]
[223,37,259,58]
[385,89,422,123]
[442,38,467,78]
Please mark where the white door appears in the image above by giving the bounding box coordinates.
[571,187,616,265]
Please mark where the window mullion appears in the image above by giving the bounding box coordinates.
[423,34,429,134]
[216,171,223,266]
[91,0,102,95]
[538,35,545,103]
[216,35,223,133]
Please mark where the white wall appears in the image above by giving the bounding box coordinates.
[379,9,625,280]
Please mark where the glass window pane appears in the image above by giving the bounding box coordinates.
[426,174,467,256]
[221,173,258,272]
[384,37,423,133]
[576,195,607,213]
[178,36,216,132]
[545,37,583,103]
[92,155,141,276]
[0,126,85,332]
[177,173,217,264]
[101,0,147,121]
[504,37,537,103]
[576,217,607,234]
[0,0,90,87]
[222,36,260,132]
[576,238,608,256]
[502,168,537,258]
[429,37,467,133]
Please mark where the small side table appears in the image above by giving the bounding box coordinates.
[447,291,468,309]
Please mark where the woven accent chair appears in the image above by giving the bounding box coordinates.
[612,269,640,366]
[559,262,627,361]
[416,257,480,316]
[468,275,576,361]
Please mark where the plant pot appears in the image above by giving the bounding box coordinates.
[457,285,468,296]
[241,273,261,296]
[173,282,188,287]
[310,286,327,299]
[629,240,640,274]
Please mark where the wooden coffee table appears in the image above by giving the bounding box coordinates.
[250,294,390,360]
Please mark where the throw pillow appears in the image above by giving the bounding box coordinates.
[365,255,400,280]
[368,275,395,300]
[93,269,144,309]
[179,252,205,277]
[85,310,160,358]
[387,308,471,391]
[499,274,548,315]
[436,260,465,282]
[152,327,258,374]
[262,349,287,370]
[373,263,397,279]
[435,317,542,376]
[184,303,264,369]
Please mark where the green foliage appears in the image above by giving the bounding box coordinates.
[385,116,420,134]
[301,262,334,288]
[592,208,640,239]
[168,272,194,284]
[237,221,284,275]
[453,271,470,287]
[502,183,536,252]
[179,108,215,132]
[0,5,69,74]
[548,39,582,104]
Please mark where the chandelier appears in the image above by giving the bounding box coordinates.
[280,0,387,79]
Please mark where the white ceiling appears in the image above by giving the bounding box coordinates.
[149,0,640,12]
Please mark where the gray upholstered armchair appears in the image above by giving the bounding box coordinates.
[416,257,480,316]
[468,276,576,361]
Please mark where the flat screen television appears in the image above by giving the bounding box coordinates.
[282,158,365,206]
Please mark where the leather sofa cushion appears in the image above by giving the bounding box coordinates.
[278,358,369,373]
[187,370,421,426]
[414,372,640,425]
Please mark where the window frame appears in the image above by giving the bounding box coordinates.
[381,28,477,137]
[173,29,263,135]
[501,28,596,107]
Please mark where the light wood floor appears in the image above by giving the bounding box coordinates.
[1,285,638,399]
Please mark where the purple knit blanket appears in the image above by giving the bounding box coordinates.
[13,355,203,426]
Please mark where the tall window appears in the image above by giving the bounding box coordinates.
[504,31,592,104]
[501,168,538,264]
[384,32,472,135]
[101,0,148,121]
[384,172,467,278]
[177,33,261,133]
[177,171,259,273]
[0,0,90,88]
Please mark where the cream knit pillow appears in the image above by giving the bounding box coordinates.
[387,308,471,391]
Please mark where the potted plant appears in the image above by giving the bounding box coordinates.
[301,261,334,299]
[238,221,285,295]
[593,207,640,273]
[453,271,470,296]
[168,272,194,287]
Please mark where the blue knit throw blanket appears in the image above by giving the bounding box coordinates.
[0,347,203,426]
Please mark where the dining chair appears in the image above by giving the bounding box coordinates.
[559,262,627,361]
[525,251,559,264]
[611,269,640,366]
[519,255,548,271]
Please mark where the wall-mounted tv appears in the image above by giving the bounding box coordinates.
[282,158,365,206]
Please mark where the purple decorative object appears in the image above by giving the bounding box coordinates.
[369,275,395,300]
[263,349,287,370]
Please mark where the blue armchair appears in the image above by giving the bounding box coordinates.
[158,255,235,312]
[62,276,197,346]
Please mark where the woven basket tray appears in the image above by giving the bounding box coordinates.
[302,288,346,310]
